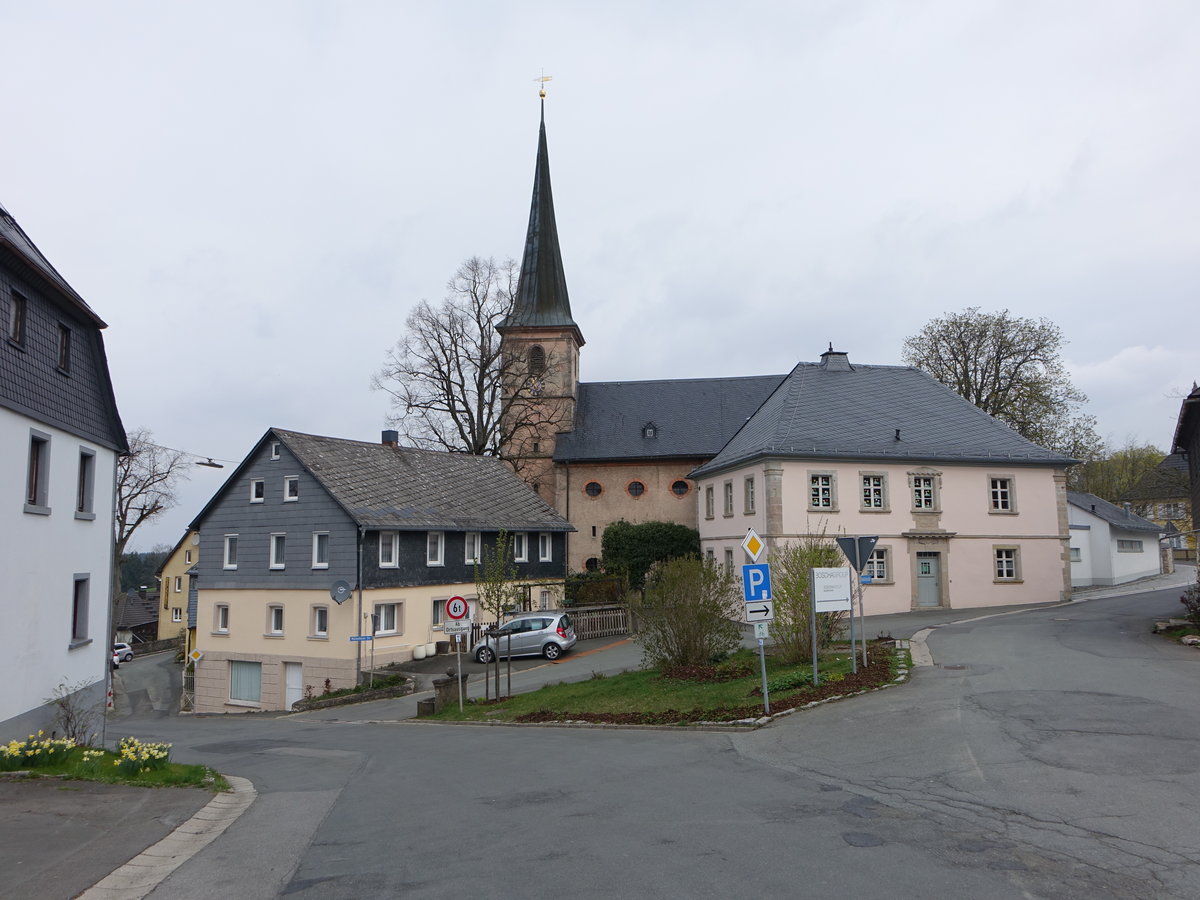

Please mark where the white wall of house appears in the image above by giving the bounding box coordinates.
[1067,509,1161,587]
[697,459,1069,615]
[1,411,117,734]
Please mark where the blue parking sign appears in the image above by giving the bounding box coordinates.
[742,563,772,602]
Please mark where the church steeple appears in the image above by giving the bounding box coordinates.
[500,101,585,347]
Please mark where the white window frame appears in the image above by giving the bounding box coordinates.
[1117,539,1144,553]
[270,533,286,570]
[70,575,89,644]
[173,575,183,593]
[374,602,400,635]
[744,476,756,515]
[723,480,734,517]
[185,550,193,564]
[312,605,329,638]
[989,476,1016,513]
[513,532,529,562]
[427,531,445,567]
[223,534,239,570]
[994,547,1020,582]
[911,472,938,511]
[312,532,330,569]
[250,478,265,503]
[284,475,299,502]
[172,607,183,623]
[229,660,261,703]
[379,531,399,568]
[860,473,887,511]
[1069,547,1082,562]
[270,441,281,460]
[864,548,890,582]
[705,486,715,519]
[809,472,836,510]
[464,531,480,565]
[215,604,230,633]
[267,604,284,635]
[538,532,553,562]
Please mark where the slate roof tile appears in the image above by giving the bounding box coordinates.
[1068,491,1163,534]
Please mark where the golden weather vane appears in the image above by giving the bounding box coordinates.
[533,71,553,98]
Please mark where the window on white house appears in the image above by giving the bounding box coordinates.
[705,547,715,562]
[427,531,444,566]
[724,548,734,572]
[267,605,284,634]
[864,549,888,581]
[513,532,529,562]
[223,535,239,569]
[312,606,329,637]
[76,448,95,518]
[861,474,886,510]
[1117,539,1144,552]
[25,430,50,513]
[705,486,715,519]
[539,532,552,562]
[270,534,286,569]
[215,604,230,633]
[994,548,1019,581]
[71,575,89,643]
[374,602,400,635]
[379,531,398,567]
[744,476,756,514]
[464,531,480,564]
[1069,547,1082,562]
[312,532,330,568]
[723,481,734,516]
[172,607,183,623]
[284,476,299,501]
[250,478,265,503]
[809,473,835,509]
[990,477,1014,512]
[230,661,261,702]
[912,474,936,510]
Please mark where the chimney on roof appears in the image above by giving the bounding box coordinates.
[820,345,852,372]
[381,430,399,447]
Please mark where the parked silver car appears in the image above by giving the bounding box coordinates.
[113,642,134,662]
[473,613,576,663]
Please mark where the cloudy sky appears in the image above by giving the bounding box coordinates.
[4,1,1198,550]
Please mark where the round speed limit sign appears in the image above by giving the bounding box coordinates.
[445,596,469,620]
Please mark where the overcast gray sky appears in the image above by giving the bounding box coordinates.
[4,1,1197,551]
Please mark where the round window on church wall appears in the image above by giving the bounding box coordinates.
[627,481,646,497]
[584,481,603,497]
[585,557,600,572]
[671,480,690,497]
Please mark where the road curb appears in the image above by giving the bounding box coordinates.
[78,775,257,900]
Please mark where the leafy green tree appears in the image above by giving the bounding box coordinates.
[1069,440,1165,499]
[119,546,171,593]
[631,557,741,669]
[902,307,1101,458]
[475,530,524,625]
[769,534,846,665]
[601,520,701,592]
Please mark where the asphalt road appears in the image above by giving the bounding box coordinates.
[113,585,1200,899]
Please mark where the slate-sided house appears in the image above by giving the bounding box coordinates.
[689,349,1077,615]
[1067,491,1164,588]
[1121,453,1193,558]
[1172,384,1200,560]
[0,200,127,735]
[190,428,572,713]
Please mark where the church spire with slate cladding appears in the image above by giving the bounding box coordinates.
[500,98,585,346]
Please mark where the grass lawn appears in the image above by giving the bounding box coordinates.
[429,642,908,726]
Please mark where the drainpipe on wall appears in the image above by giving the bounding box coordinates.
[356,526,365,685]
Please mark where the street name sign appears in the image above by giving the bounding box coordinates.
[349,635,374,642]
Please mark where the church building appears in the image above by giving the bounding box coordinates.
[498,103,1076,613]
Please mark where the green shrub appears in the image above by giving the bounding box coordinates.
[632,557,741,669]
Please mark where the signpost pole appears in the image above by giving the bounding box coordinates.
[456,635,463,712]
[858,577,868,668]
[848,580,858,674]
[810,571,820,686]
[758,638,770,715]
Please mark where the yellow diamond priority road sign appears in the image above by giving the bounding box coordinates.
[741,529,765,562]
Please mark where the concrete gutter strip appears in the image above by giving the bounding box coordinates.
[79,775,256,900]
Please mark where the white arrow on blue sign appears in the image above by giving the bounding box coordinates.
[742,563,772,603]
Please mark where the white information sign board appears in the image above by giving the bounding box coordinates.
[812,567,853,612]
